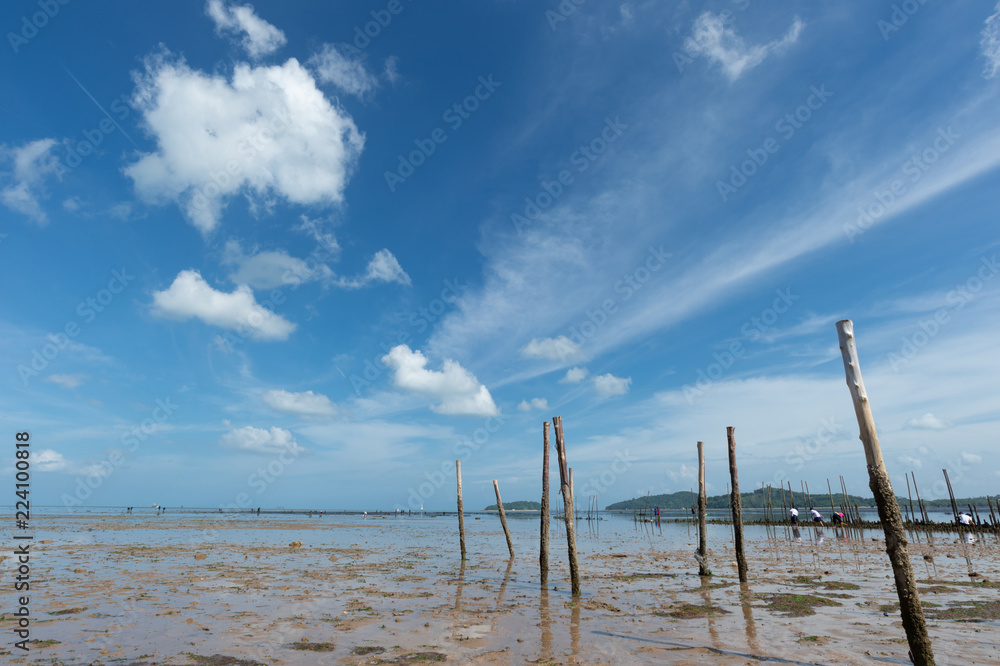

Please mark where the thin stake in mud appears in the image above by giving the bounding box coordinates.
[943,469,959,524]
[553,415,580,595]
[827,478,836,524]
[905,473,915,526]
[540,421,550,584]
[457,460,467,560]
[697,440,711,576]
[493,480,515,558]
[727,427,748,583]
[911,473,928,524]
[836,319,935,665]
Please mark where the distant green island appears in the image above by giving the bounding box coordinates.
[605,488,997,511]
[484,500,541,511]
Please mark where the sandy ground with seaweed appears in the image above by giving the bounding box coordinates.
[2,513,999,665]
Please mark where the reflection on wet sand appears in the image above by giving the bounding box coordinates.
[738,581,760,655]
[698,574,720,647]
[539,585,553,661]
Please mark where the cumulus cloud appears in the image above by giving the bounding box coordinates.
[983,2,1000,78]
[125,53,364,234]
[151,269,296,341]
[262,389,337,417]
[337,249,411,288]
[381,345,498,417]
[34,449,69,472]
[685,12,803,81]
[1,138,61,224]
[517,397,549,412]
[593,373,632,396]
[898,455,923,470]
[206,0,286,59]
[309,43,379,97]
[962,452,983,464]
[904,413,953,431]
[45,374,86,389]
[222,240,332,289]
[559,367,589,384]
[520,336,582,361]
[220,425,303,454]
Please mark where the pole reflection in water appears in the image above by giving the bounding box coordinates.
[739,581,760,655]
[454,560,465,614]
[497,558,513,611]
[698,575,720,647]
[539,585,553,662]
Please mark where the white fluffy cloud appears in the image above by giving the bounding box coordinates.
[222,240,333,289]
[151,269,295,341]
[220,425,303,454]
[904,413,953,431]
[125,54,364,234]
[205,0,286,59]
[517,397,549,412]
[262,389,337,417]
[1,138,61,224]
[593,373,632,396]
[309,43,379,98]
[381,345,498,417]
[559,367,589,384]
[45,374,85,389]
[685,12,803,81]
[337,249,411,288]
[520,336,581,361]
[34,449,69,472]
[983,2,1000,78]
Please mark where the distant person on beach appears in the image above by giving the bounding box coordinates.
[789,507,799,524]
[958,513,973,526]
[810,508,823,524]
[831,512,844,525]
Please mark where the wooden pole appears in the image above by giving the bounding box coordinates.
[569,468,575,520]
[836,319,934,665]
[780,483,788,517]
[540,422,550,584]
[553,416,580,596]
[942,469,959,523]
[493,480,515,558]
[805,480,813,510]
[905,473,915,525]
[827,478,836,522]
[697,441,711,576]
[727,428,748,582]
[457,460,467,560]
[912,473,928,524]
[788,481,795,508]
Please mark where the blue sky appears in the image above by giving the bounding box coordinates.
[3,1,1000,511]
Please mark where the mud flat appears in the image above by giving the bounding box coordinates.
[2,512,999,664]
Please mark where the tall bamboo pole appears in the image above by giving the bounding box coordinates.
[553,416,580,595]
[905,473,915,525]
[837,319,934,665]
[827,478,836,521]
[727,427,748,582]
[942,469,959,523]
[540,422,550,584]
[457,460,467,560]
[697,441,711,576]
[493,480,515,558]
[912,473,928,524]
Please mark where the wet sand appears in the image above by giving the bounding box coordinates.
[3,513,999,665]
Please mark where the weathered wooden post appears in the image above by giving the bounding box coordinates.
[827,478,837,522]
[942,469,959,524]
[697,441,711,576]
[540,421,550,584]
[457,460,467,560]
[727,428,748,582]
[493,480,515,558]
[553,416,580,595]
[836,319,934,665]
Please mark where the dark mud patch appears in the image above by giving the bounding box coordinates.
[353,645,387,655]
[654,602,730,619]
[927,600,1000,622]
[48,607,88,615]
[288,641,336,651]
[761,593,841,617]
[919,578,999,589]
[185,654,267,666]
